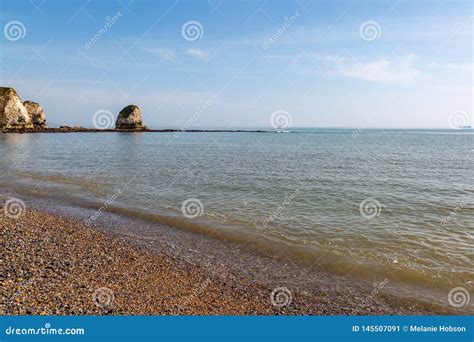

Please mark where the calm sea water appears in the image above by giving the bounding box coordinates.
[1,129,472,305]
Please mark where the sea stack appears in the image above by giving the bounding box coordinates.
[0,87,33,130]
[23,100,46,128]
[115,105,146,130]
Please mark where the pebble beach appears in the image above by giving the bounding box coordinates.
[0,208,459,316]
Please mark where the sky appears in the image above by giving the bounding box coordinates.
[0,0,472,128]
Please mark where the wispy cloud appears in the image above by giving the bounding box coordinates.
[144,48,176,61]
[266,53,421,84]
[429,62,474,72]
[186,48,210,61]
[329,55,420,84]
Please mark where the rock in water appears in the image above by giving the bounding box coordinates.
[115,105,146,130]
[23,101,46,128]
[0,87,33,130]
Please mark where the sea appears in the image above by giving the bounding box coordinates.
[1,128,472,311]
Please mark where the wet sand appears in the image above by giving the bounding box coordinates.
[0,208,457,315]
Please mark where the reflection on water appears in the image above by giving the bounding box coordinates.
[0,129,472,305]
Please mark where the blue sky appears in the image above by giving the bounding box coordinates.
[0,0,472,128]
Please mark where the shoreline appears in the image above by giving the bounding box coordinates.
[1,206,461,315]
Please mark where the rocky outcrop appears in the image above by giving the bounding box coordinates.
[0,87,33,130]
[23,101,46,128]
[115,105,145,130]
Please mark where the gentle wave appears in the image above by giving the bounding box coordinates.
[0,130,472,308]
